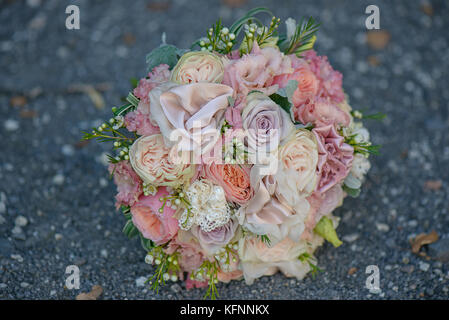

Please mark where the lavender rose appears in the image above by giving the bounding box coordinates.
[191,218,238,255]
[241,92,294,169]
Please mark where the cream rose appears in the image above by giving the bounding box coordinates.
[171,51,225,84]
[238,236,323,285]
[129,134,195,187]
[274,129,319,215]
[149,82,233,158]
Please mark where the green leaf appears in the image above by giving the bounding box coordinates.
[130,77,138,89]
[314,217,342,248]
[122,220,139,239]
[112,102,133,117]
[140,234,154,252]
[126,92,140,108]
[269,93,292,115]
[343,184,361,198]
[229,7,273,36]
[146,44,187,71]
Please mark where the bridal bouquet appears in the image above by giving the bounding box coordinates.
[83,8,381,299]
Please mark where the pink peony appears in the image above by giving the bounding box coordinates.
[295,98,351,128]
[273,55,319,108]
[130,187,178,245]
[108,160,142,209]
[312,125,354,193]
[303,50,345,104]
[201,164,253,205]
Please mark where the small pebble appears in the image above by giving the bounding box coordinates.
[101,249,108,258]
[135,276,147,287]
[52,174,65,185]
[54,233,63,241]
[11,254,24,262]
[20,282,29,288]
[342,233,359,242]
[15,216,28,227]
[376,223,390,232]
[61,144,75,156]
[4,119,19,131]
[0,283,7,289]
[419,261,430,272]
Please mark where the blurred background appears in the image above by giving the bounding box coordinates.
[0,0,448,299]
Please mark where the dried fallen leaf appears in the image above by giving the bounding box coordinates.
[424,180,442,191]
[122,33,136,46]
[147,1,171,11]
[19,109,38,118]
[85,86,105,110]
[222,0,248,7]
[410,230,439,254]
[76,285,103,300]
[421,3,434,16]
[74,140,90,149]
[366,30,391,50]
[10,96,27,107]
[348,267,358,275]
[367,55,380,67]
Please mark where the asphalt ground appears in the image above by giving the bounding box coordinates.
[0,0,448,299]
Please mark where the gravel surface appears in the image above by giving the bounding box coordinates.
[0,0,448,300]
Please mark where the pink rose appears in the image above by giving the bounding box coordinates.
[303,50,345,104]
[312,125,354,193]
[295,98,351,128]
[108,160,142,209]
[223,42,292,97]
[273,56,319,107]
[130,187,178,245]
[201,164,253,205]
[185,278,209,290]
[164,231,206,272]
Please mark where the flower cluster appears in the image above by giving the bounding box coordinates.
[84,8,381,299]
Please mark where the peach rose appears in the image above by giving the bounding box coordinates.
[273,57,319,107]
[171,51,224,84]
[129,134,195,187]
[201,164,253,205]
[130,187,178,245]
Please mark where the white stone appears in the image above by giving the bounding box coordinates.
[4,119,19,131]
[376,223,390,232]
[52,174,65,185]
[135,276,147,287]
[15,215,28,227]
